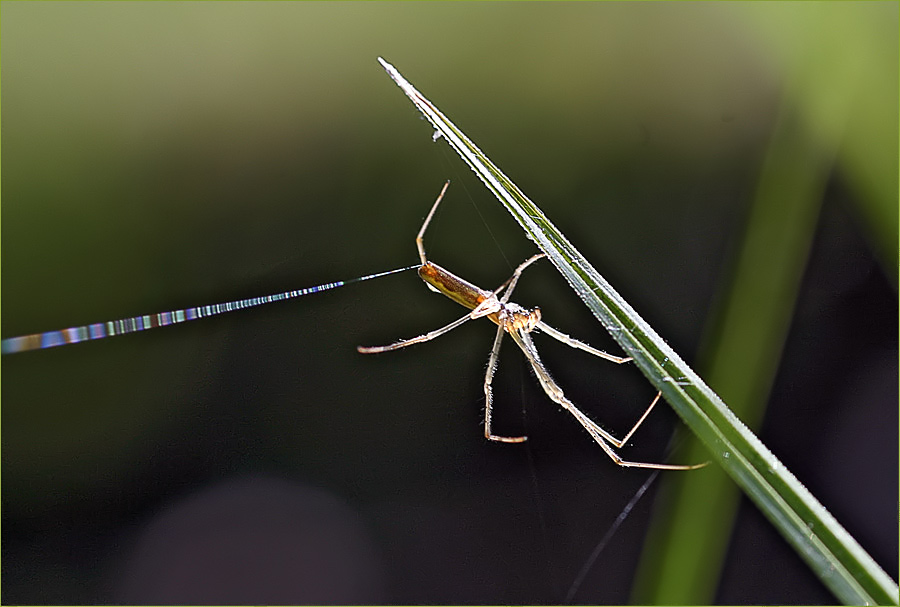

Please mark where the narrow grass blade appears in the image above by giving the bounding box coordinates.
[633,107,840,604]
[377,57,899,606]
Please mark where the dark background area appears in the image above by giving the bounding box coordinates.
[2,3,896,604]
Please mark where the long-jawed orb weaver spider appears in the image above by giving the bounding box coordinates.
[358,181,706,471]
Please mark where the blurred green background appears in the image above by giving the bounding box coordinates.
[2,2,896,604]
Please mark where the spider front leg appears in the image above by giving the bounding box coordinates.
[476,253,547,444]
[482,323,526,443]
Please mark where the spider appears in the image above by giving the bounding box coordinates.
[358,181,705,471]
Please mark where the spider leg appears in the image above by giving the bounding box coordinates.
[509,330,706,470]
[497,253,545,303]
[483,323,525,443]
[415,180,451,266]
[357,311,473,354]
[534,321,631,364]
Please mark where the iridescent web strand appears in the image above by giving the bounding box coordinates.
[2,265,417,354]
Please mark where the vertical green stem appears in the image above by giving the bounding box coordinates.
[633,108,835,603]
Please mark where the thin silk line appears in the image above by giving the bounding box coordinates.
[2,265,417,354]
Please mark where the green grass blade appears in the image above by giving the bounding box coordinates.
[633,107,840,604]
[377,57,899,606]
[638,7,898,602]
